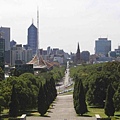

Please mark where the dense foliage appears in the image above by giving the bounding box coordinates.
[73,76,88,115]
[9,85,19,117]
[70,61,120,111]
[104,84,115,117]
[38,77,57,116]
[0,67,4,81]
[49,66,65,83]
[0,66,65,116]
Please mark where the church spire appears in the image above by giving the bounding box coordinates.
[77,42,80,53]
[76,42,81,64]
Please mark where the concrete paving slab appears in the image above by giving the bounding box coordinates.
[27,95,96,120]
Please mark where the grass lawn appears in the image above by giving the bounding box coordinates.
[85,107,120,120]
[2,101,120,120]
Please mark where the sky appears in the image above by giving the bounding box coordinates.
[1,0,120,54]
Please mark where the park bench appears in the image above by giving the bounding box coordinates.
[20,114,26,120]
[95,114,101,120]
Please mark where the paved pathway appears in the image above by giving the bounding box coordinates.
[27,95,96,120]
[27,63,95,120]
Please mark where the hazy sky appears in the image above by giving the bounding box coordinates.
[1,0,120,54]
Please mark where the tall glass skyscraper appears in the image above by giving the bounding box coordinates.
[0,27,10,51]
[0,35,5,79]
[95,38,111,56]
[27,23,37,56]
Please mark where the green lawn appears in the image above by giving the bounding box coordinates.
[85,107,120,120]
[2,104,120,120]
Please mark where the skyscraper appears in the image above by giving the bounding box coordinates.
[0,27,10,51]
[95,38,111,56]
[27,23,37,56]
[0,33,5,79]
[0,27,10,64]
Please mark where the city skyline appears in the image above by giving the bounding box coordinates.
[1,0,120,54]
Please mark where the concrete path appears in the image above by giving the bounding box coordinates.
[27,95,96,120]
[27,63,95,120]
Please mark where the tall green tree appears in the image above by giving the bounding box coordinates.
[104,84,115,117]
[0,96,5,115]
[113,85,120,111]
[38,83,47,116]
[9,84,19,117]
[73,77,88,115]
[0,67,4,81]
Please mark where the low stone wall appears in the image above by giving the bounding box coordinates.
[20,114,26,120]
[95,114,101,120]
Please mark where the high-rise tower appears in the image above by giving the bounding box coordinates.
[0,32,5,80]
[0,27,10,51]
[27,23,37,56]
[95,38,111,56]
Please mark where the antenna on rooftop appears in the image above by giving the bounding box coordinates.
[32,18,34,24]
[37,7,39,50]
[37,7,40,63]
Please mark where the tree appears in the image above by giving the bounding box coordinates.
[9,84,19,117]
[73,77,88,115]
[114,85,120,111]
[0,96,5,116]
[0,67,4,81]
[38,83,47,116]
[104,84,115,117]
[86,72,109,107]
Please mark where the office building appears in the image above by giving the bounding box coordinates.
[27,23,37,56]
[95,38,111,56]
[10,44,32,66]
[0,27,10,51]
[81,51,90,62]
[10,40,16,48]
[0,34,5,80]
[0,27,11,64]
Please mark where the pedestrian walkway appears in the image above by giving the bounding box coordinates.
[27,95,96,120]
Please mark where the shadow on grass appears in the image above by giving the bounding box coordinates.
[47,110,53,113]
[27,113,51,117]
[89,106,103,109]
[1,114,9,120]
[114,115,120,120]
[77,114,92,117]
[52,103,56,105]
[115,114,120,117]
[39,115,50,117]
[49,107,54,109]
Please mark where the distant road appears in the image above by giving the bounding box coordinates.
[56,61,73,94]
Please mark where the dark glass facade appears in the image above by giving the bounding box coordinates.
[27,24,37,56]
[0,38,5,79]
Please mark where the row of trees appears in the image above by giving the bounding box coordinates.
[9,76,57,117]
[38,77,57,116]
[0,66,65,117]
[70,61,120,117]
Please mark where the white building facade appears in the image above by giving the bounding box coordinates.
[10,44,32,66]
